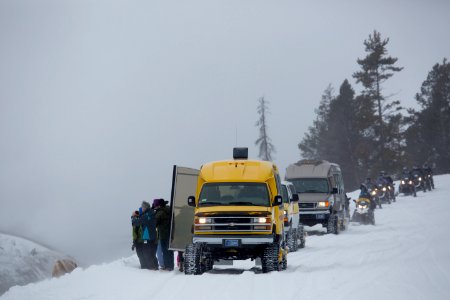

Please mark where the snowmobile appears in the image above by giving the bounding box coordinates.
[375,182,391,205]
[351,197,375,225]
[399,175,416,197]
[369,187,382,209]
[412,173,427,193]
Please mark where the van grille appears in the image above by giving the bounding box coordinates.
[194,216,271,233]
[299,203,315,209]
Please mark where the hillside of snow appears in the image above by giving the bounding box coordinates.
[2,175,450,300]
[0,234,72,296]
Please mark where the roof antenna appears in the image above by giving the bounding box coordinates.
[235,126,238,146]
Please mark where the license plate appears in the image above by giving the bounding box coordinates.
[223,239,240,247]
[316,214,325,220]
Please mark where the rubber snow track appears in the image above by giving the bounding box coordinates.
[2,175,450,300]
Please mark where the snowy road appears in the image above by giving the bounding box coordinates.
[2,175,450,300]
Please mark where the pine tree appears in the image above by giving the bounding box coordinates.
[298,85,334,160]
[353,30,404,170]
[324,80,362,189]
[299,82,365,189]
[405,59,450,173]
[255,97,276,161]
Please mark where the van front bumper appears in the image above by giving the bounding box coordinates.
[299,210,330,224]
[193,234,274,245]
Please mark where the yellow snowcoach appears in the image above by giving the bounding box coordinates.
[183,148,287,274]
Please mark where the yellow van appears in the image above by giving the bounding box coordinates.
[281,181,305,251]
[184,148,287,274]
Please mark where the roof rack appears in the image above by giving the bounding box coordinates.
[295,159,325,166]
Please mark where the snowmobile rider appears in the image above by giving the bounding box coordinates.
[411,166,426,192]
[380,171,395,201]
[359,183,377,210]
[131,201,159,270]
[153,198,174,271]
[364,177,381,208]
[401,167,413,180]
[423,163,435,188]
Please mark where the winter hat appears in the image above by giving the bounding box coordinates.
[152,198,165,207]
[141,201,151,211]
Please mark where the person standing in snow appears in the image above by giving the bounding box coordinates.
[131,209,144,267]
[131,201,159,270]
[153,198,174,271]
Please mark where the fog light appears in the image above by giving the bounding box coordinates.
[254,225,269,230]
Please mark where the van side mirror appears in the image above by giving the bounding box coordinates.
[291,194,299,202]
[187,196,196,207]
[353,199,356,203]
[273,195,282,206]
[332,187,338,194]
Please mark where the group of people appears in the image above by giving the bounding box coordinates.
[131,199,174,271]
[400,164,435,189]
[359,171,395,209]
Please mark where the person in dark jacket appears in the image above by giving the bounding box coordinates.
[131,201,158,270]
[131,209,144,267]
[153,198,174,271]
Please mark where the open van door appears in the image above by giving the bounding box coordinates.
[168,165,199,251]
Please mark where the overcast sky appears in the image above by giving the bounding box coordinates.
[1,0,449,264]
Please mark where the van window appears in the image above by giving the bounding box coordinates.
[275,173,282,196]
[281,185,290,203]
[290,178,329,193]
[288,184,297,196]
[198,182,270,207]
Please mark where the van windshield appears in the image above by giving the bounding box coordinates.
[289,178,329,193]
[198,182,270,207]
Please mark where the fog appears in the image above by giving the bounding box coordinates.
[1,0,449,264]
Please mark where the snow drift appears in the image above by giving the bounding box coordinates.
[0,233,72,296]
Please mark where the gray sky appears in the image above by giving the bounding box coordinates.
[1,0,449,264]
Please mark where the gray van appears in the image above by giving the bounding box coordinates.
[285,159,348,234]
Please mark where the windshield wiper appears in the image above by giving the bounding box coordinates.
[229,202,263,206]
[303,189,324,193]
[199,201,228,206]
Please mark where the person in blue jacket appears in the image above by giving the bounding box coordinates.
[131,201,158,270]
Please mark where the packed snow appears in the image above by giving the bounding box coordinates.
[0,233,71,295]
[2,175,450,300]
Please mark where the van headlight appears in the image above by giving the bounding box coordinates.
[317,201,329,208]
[382,187,386,191]
[253,217,270,224]
[196,217,212,224]
[401,180,405,184]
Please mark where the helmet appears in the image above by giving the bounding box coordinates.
[423,163,429,169]
[412,166,419,170]
[403,167,408,172]
[365,177,371,183]
[379,170,386,176]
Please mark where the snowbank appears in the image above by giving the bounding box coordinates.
[0,233,72,295]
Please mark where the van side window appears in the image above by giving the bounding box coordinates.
[333,174,341,194]
[275,173,282,197]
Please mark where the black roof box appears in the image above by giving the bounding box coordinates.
[233,147,248,160]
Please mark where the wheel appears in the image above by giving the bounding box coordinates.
[327,214,339,234]
[287,228,298,252]
[261,243,280,273]
[281,253,287,270]
[184,243,205,275]
[298,225,306,248]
